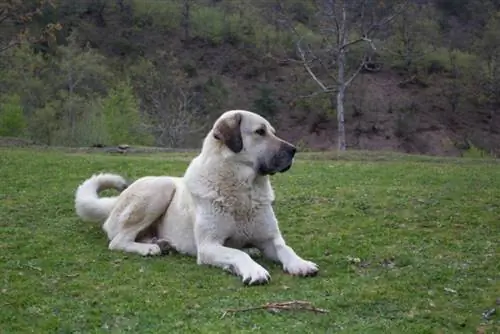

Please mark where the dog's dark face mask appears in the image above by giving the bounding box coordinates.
[257,140,297,176]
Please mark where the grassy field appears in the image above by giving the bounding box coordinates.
[1,147,499,333]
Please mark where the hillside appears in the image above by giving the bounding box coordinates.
[1,0,499,156]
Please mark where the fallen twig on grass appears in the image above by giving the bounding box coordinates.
[220,300,328,319]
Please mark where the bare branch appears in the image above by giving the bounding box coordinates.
[341,36,376,51]
[0,9,8,24]
[221,300,328,319]
[275,1,337,84]
[345,60,366,87]
[296,39,328,91]
[302,42,339,82]
[320,0,340,43]
[297,88,337,99]
[363,2,409,38]
[0,41,19,53]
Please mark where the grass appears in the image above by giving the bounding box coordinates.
[1,147,499,333]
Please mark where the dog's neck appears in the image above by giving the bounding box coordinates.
[186,138,275,203]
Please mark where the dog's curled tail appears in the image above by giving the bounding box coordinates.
[75,173,129,223]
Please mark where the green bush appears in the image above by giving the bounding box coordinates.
[421,47,477,74]
[0,95,27,137]
[101,81,154,146]
[72,99,109,147]
[29,100,61,145]
[191,6,228,44]
[202,76,228,114]
[131,0,183,30]
[253,87,277,118]
[131,1,300,53]
[462,141,492,158]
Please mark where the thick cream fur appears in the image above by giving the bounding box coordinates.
[74,110,318,284]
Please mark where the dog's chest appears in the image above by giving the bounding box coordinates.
[226,189,263,220]
[216,180,273,242]
[229,203,269,245]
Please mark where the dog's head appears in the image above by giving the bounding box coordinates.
[212,110,296,175]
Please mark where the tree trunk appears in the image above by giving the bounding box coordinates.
[336,43,347,150]
[336,0,347,151]
[336,86,347,151]
[68,72,75,142]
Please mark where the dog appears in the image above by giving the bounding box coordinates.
[75,110,318,285]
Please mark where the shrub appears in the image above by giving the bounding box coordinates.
[0,95,27,137]
[101,81,154,146]
[190,6,228,44]
[253,87,277,119]
[462,141,492,158]
[394,103,419,141]
[421,47,477,74]
[29,100,61,145]
[72,99,109,147]
[131,0,183,30]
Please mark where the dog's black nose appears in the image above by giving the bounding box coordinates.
[287,144,297,158]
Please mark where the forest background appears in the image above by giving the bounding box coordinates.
[1,0,499,157]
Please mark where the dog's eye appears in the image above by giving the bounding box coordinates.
[255,128,266,136]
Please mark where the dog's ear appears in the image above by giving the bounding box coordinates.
[213,112,243,153]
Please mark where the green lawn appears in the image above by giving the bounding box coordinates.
[1,147,499,333]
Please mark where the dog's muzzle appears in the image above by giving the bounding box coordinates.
[277,143,296,173]
[259,142,297,175]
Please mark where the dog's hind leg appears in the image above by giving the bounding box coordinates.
[109,225,163,256]
[136,224,176,255]
[105,178,176,256]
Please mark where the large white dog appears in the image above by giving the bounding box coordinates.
[75,110,318,285]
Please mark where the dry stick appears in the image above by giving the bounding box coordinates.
[220,300,329,319]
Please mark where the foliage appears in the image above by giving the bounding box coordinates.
[131,0,183,30]
[71,99,109,147]
[127,56,213,147]
[0,0,499,151]
[29,99,61,145]
[395,103,420,140]
[0,0,59,54]
[0,94,26,137]
[190,5,229,45]
[0,41,48,113]
[473,12,500,108]
[421,47,477,74]
[55,33,110,97]
[253,86,277,119]
[100,80,153,146]
[462,141,493,158]
[382,3,442,73]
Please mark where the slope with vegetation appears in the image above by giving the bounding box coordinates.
[0,0,499,156]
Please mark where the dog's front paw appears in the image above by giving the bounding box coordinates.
[284,259,318,277]
[240,263,271,286]
[139,243,162,256]
[151,237,175,255]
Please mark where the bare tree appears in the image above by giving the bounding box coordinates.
[277,0,406,151]
[148,88,209,147]
[129,58,212,148]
